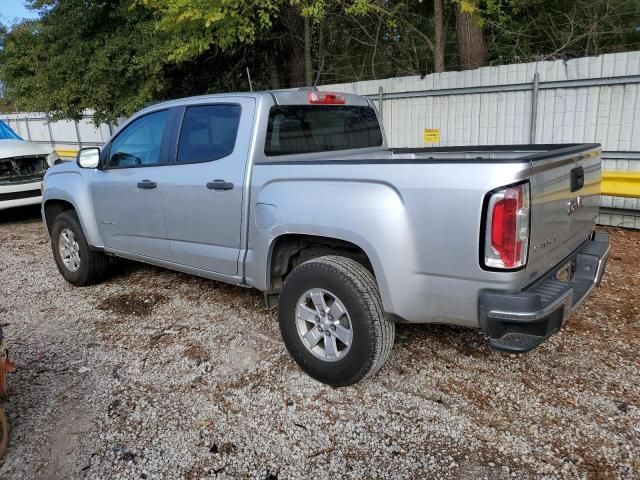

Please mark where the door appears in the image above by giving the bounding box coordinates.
[91,109,173,260]
[161,99,255,275]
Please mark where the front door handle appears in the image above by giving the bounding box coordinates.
[137,180,157,189]
[206,179,234,191]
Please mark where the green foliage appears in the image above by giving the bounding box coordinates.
[135,0,284,61]
[0,0,172,124]
[0,0,638,123]
[480,0,640,62]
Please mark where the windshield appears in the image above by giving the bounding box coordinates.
[0,120,22,140]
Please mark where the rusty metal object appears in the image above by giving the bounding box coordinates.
[0,331,14,459]
[0,408,7,460]
[0,346,16,397]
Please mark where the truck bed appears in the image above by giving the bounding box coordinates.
[255,141,602,325]
[266,143,601,164]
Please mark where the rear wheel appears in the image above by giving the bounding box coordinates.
[51,211,109,286]
[278,255,395,386]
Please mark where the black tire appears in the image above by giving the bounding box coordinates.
[51,211,109,286]
[278,255,395,386]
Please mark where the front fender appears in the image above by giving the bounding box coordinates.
[42,167,103,248]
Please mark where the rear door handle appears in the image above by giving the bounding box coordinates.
[206,179,234,191]
[137,180,157,189]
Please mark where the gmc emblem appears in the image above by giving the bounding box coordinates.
[567,196,584,216]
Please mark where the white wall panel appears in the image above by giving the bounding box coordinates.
[322,52,640,227]
[0,111,115,151]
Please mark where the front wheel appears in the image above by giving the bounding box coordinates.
[51,211,109,286]
[278,256,395,386]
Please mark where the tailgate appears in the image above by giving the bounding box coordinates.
[525,145,602,284]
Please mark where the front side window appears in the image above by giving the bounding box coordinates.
[265,105,383,156]
[109,110,169,168]
[177,104,241,164]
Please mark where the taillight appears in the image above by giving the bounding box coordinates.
[483,182,530,269]
[307,91,345,105]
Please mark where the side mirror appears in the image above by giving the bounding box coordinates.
[77,147,100,169]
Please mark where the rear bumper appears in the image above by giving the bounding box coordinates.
[478,232,610,352]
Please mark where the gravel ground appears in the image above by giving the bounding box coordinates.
[0,205,638,480]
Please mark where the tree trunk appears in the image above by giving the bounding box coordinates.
[371,15,382,79]
[316,23,325,86]
[454,0,487,70]
[433,0,445,73]
[283,7,306,87]
[287,47,305,87]
[268,56,281,90]
[304,16,313,86]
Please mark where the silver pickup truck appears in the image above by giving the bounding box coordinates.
[42,90,610,386]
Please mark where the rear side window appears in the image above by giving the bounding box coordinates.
[265,105,382,156]
[177,104,241,164]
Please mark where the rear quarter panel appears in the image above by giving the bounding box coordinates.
[246,161,532,326]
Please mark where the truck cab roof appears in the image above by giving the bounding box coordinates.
[139,90,371,115]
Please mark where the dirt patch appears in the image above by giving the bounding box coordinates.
[183,344,210,365]
[96,292,167,317]
[567,226,640,348]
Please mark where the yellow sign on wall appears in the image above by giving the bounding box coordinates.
[423,128,440,143]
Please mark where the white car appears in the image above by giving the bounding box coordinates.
[0,121,61,211]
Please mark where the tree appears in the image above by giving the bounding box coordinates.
[134,0,281,60]
[1,0,638,123]
[348,0,437,69]
[433,0,445,72]
[454,0,487,69]
[482,0,640,62]
[280,4,310,87]
[0,0,172,124]
[136,0,322,87]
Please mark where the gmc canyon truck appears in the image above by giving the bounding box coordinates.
[41,90,610,386]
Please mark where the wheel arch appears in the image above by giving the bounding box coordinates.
[43,199,76,234]
[265,232,392,312]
